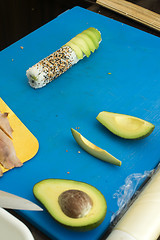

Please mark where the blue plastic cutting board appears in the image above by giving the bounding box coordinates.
[0,6,160,240]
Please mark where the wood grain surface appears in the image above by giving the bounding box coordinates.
[96,0,160,31]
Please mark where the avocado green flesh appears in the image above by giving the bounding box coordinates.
[83,29,99,49]
[71,36,91,57]
[65,27,101,59]
[96,111,155,139]
[65,41,83,59]
[88,27,101,42]
[33,179,107,231]
[30,75,38,81]
[77,33,96,53]
[71,128,121,166]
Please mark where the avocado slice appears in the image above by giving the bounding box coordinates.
[70,36,91,57]
[83,28,101,49]
[88,27,101,42]
[71,128,121,166]
[65,41,83,59]
[77,33,96,53]
[33,179,107,231]
[96,111,155,139]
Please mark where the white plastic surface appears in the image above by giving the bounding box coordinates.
[0,207,34,240]
[107,168,160,240]
[106,230,136,240]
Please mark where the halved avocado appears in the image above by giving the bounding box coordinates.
[77,33,96,53]
[70,36,91,57]
[71,128,121,166]
[65,41,83,59]
[96,111,155,139]
[33,179,107,231]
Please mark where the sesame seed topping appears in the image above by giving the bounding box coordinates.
[27,46,79,88]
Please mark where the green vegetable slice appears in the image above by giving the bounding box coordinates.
[71,128,121,166]
[96,111,155,139]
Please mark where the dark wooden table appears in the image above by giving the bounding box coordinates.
[1,1,160,239]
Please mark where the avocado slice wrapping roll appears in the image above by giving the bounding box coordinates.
[26,27,101,89]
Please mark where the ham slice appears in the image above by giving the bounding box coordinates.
[0,112,13,139]
[0,129,22,169]
[0,111,22,175]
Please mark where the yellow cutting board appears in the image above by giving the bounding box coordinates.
[0,98,39,173]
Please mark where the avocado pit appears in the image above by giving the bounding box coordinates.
[58,189,93,218]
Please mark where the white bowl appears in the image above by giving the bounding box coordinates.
[0,207,34,240]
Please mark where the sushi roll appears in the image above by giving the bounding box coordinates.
[26,27,101,89]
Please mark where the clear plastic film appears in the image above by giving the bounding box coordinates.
[107,165,160,240]
[111,169,154,223]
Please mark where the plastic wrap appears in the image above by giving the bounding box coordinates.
[107,164,160,240]
[111,169,154,222]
